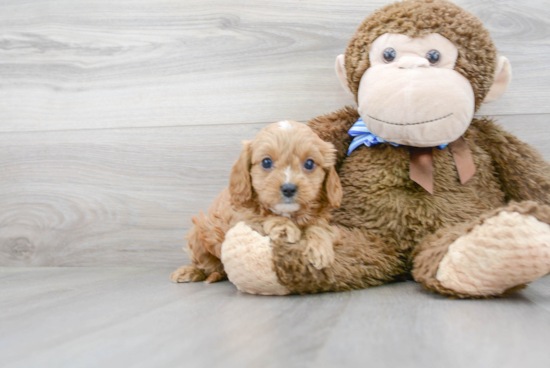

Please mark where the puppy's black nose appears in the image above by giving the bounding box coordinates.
[281,183,297,198]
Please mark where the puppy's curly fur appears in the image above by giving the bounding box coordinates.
[171,120,343,284]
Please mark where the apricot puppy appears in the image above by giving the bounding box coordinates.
[171,120,343,284]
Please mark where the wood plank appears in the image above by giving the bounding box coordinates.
[0,123,264,267]
[1,114,549,267]
[0,0,549,133]
[1,267,550,368]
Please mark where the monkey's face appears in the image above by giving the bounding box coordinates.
[357,33,474,147]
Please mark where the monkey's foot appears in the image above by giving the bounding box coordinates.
[221,222,290,295]
[436,204,550,296]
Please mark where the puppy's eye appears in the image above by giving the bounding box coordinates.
[304,159,315,171]
[426,49,440,65]
[261,158,273,169]
[383,47,396,63]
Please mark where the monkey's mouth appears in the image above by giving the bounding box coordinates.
[366,113,454,126]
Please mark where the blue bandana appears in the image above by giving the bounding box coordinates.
[347,117,448,156]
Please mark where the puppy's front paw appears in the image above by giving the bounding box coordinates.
[264,218,301,244]
[303,225,337,269]
[272,224,301,244]
[304,239,335,269]
[170,264,206,283]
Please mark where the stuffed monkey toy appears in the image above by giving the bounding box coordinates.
[219,0,550,297]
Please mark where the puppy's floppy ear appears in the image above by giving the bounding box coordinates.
[324,166,342,208]
[229,140,253,205]
[320,141,342,208]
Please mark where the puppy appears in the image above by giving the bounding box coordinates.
[171,120,342,284]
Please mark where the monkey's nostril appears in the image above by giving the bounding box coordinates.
[281,183,297,198]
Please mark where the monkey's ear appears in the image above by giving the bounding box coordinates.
[483,56,512,104]
[335,54,353,96]
[229,141,253,206]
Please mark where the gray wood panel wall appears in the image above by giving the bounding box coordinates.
[1,0,550,267]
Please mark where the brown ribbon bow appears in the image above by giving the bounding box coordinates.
[409,137,476,194]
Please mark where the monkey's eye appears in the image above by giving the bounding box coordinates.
[261,158,273,169]
[304,159,315,171]
[426,49,440,65]
[383,48,396,63]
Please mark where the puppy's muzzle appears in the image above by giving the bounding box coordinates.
[281,183,297,199]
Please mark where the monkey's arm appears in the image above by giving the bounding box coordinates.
[472,118,550,204]
[307,106,359,169]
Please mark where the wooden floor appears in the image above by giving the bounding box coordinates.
[2,1,550,366]
[1,267,550,368]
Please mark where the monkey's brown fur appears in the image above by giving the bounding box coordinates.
[267,0,550,296]
[272,110,550,295]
